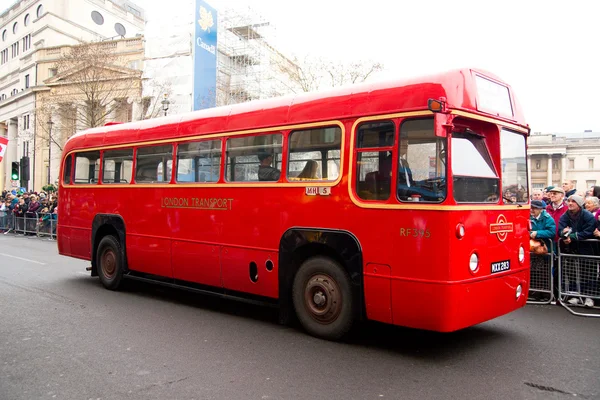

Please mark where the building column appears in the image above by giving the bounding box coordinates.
[561,154,567,185]
[4,119,18,189]
[131,98,143,121]
[49,110,61,187]
[547,156,553,187]
[527,156,532,192]
[0,123,7,191]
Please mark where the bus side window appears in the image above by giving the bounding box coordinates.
[73,151,100,184]
[63,154,73,185]
[177,139,221,183]
[355,120,395,201]
[102,148,133,184]
[136,145,173,183]
[226,133,282,182]
[287,126,342,181]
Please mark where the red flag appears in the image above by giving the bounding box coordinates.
[0,136,8,163]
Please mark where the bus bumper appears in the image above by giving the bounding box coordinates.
[388,269,529,332]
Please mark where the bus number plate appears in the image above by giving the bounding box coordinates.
[491,260,510,274]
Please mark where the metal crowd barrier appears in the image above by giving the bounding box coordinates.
[527,241,554,304]
[558,240,600,317]
[1,212,57,240]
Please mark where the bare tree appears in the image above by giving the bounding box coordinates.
[141,78,173,119]
[276,55,384,94]
[35,40,143,150]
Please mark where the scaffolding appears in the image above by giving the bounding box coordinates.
[217,5,300,106]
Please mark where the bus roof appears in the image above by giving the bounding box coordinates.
[64,68,527,153]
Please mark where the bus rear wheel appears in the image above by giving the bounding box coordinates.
[292,256,355,340]
[97,235,124,290]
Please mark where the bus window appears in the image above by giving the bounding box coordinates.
[355,121,395,201]
[500,129,528,203]
[136,145,173,183]
[102,148,133,184]
[177,140,221,183]
[451,131,498,203]
[287,126,341,181]
[226,133,282,182]
[73,151,100,184]
[397,119,446,202]
[62,154,72,185]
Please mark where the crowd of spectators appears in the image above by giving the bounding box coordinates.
[0,189,58,235]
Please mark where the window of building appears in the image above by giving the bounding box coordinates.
[177,140,221,182]
[226,133,283,182]
[24,14,30,26]
[24,74,29,89]
[553,160,559,170]
[1,49,8,64]
[115,23,126,37]
[48,68,57,77]
[355,120,395,201]
[37,5,44,19]
[73,151,101,184]
[568,158,575,169]
[589,158,594,169]
[22,34,31,51]
[586,180,596,189]
[11,89,18,96]
[535,160,541,170]
[91,11,104,25]
[23,114,30,130]
[287,126,341,182]
[12,22,18,34]
[11,42,19,58]
[2,30,6,42]
[103,149,133,183]
[135,145,173,183]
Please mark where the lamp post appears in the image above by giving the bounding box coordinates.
[47,117,53,185]
[161,94,170,117]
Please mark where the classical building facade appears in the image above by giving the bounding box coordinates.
[0,0,144,191]
[33,37,144,191]
[528,132,600,193]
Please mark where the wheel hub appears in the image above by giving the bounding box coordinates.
[304,273,342,324]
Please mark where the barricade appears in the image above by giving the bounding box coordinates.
[36,212,57,240]
[527,241,554,304]
[558,240,600,317]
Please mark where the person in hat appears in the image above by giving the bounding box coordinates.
[558,194,597,307]
[257,151,280,182]
[545,187,567,241]
[530,200,555,251]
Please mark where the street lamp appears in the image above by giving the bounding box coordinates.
[47,117,53,185]
[161,94,170,117]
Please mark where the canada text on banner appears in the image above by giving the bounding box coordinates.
[0,136,8,163]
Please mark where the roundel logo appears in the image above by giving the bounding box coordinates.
[489,214,514,242]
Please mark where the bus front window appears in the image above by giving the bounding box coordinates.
[451,131,499,203]
[500,129,528,203]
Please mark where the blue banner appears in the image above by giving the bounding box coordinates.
[193,0,217,110]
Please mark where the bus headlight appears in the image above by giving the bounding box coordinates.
[516,284,522,299]
[518,246,525,264]
[469,253,479,274]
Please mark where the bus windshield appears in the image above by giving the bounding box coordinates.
[451,131,500,203]
[500,129,528,203]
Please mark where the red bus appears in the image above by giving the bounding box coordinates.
[58,68,531,340]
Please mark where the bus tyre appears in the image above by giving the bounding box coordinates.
[97,235,124,290]
[292,257,355,340]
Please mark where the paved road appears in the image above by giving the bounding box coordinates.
[0,234,599,400]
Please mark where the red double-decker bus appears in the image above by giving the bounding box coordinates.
[58,68,530,340]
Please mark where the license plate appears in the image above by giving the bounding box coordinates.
[491,260,510,274]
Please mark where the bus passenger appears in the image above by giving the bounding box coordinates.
[258,152,280,181]
[297,160,319,180]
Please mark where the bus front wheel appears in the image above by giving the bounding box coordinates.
[97,235,124,290]
[292,256,355,340]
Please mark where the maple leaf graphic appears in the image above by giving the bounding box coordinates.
[198,7,214,32]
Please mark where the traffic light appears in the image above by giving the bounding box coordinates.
[11,161,19,180]
[20,156,30,181]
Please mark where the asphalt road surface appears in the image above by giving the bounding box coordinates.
[1,234,599,400]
